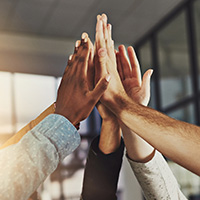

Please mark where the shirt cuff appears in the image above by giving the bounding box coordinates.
[30,114,81,161]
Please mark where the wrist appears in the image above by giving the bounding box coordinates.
[54,103,80,130]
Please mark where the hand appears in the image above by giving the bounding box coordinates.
[55,33,110,125]
[116,45,155,163]
[116,45,153,106]
[95,14,126,108]
[93,14,118,121]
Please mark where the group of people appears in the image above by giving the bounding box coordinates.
[0,13,200,200]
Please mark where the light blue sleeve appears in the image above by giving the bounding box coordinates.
[0,114,80,200]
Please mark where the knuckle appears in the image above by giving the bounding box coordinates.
[78,56,85,63]
[75,55,79,61]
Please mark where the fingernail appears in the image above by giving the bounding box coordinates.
[102,14,106,23]
[69,55,73,60]
[149,69,153,76]
[105,74,111,82]
[97,15,101,21]
[75,40,80,48]
[81,33,86,39]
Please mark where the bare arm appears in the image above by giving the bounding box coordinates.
[116,44,155,162]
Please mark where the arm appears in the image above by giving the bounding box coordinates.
[116,45,154,162]
[116,44,186,199]
[81,16,123,200]
[0,103,55,149]
[95,14,200,176]
[0,114,80,200]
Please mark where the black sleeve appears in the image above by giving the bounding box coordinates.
[81,136,124,200]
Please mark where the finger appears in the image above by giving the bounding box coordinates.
[63,54,73,76]
[76,33,90,77]
[87,38,95,91]
[74,40,81,54]
[118,45,132,80]
[68,38,84,75]
[102,14,108,42]
[107,24,115,60]
[88,37,94,67]
[95,15,106,50]
[107,24,113,48]
[116,52,124,81]
[141,69,153,105]
[67,54,73,66]
[89,74,111,104]
[127,46,142,85]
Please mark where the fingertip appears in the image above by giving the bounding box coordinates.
[149,69,154,76]
[69,54,73,60]
[102,13,107,23]
[118,44,125,52]
[97,15,101,21]
[75,40,80,48]
[107,23,112,31]
[105,74,111,82]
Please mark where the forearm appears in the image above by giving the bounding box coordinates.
[108,95,200,175]
[121,124,155,163]
[0,103,55,149]
[99,119,121,154]
[0,114,80,200]
[81,136,124,200]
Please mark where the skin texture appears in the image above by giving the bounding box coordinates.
[95,14,200,176]
[55,33,111,126]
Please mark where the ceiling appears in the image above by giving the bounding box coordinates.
[0,0,185,76]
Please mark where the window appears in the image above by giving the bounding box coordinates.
[158,11,192,108]
[138,40,156,108]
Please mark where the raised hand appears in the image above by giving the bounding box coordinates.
[95,14,126,106]
[116,45,155,162]
[116,45,153,106]
[55,33,110,126]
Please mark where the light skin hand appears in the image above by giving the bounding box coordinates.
[117,45,155,162]
[94,14,121,154]
[95,15,126,105]
[55,33,110,126]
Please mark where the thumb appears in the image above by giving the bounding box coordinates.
[89,74,111,103]
[141,69,153,104]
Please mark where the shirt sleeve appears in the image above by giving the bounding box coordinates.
[0,114,80,200]
[127,151,187,200]
[81,136,124,200]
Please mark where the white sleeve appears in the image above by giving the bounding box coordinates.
[127,151,187,200]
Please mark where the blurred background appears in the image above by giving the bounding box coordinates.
[0,0,200,199]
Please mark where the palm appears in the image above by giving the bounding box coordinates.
[117,45,152,107]
[122,77,149,106]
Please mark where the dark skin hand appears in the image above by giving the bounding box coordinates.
[55,33,111,126]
